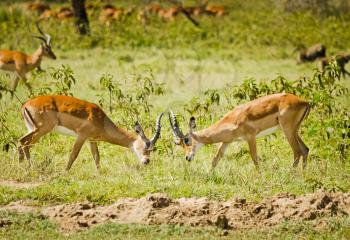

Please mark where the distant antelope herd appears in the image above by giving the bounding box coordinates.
[0,1,349,173]
[297,43,350,78]
[25,1,227,23]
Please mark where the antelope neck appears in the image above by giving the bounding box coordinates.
[28,46,44,67]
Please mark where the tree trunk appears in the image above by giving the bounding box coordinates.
[71,0,89,35]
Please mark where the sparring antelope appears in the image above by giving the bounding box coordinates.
[19,95,164,171]
[0,23,56,95]
[169,93,310,169]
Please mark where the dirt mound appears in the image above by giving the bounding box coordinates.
[39,190,350,232]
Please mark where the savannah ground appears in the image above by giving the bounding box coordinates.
[0,0,350,239]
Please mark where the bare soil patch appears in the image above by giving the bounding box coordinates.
[0,200,39,214]
[39,190,349,232]
[0,180,41,189]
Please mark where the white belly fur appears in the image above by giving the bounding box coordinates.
[256,126,279,138]
[53,126,78,137]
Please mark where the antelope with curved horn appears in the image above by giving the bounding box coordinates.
[19,95,164,171]
[169,93,310,169]
[0,23,56,96]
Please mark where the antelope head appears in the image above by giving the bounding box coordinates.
[32,22,56,60]
[168,110,202,161]
[133,112,164,164]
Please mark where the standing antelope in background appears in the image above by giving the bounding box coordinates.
[318,53,350,78]
[0,23,56,95]
[19,95,164,171]
[297,43,326,63]
[169,93,310,169]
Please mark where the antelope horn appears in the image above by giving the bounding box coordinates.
[45,33,51,45]
[35,22,46,37]
[32,35,47,43]
[168,109,185,142]
[168,111,178,142]
[150,112,165,144]
[35,22,51,45]
[28,23,46,43]
[134,121,150,144]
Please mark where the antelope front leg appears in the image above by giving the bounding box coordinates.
[66,136,87,171]
[11,77,21,99]
[89,141,100,170]
[246,135,259,169]
[212,142,229,169]
[22,77,33,95]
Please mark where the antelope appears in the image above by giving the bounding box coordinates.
[298,43,326,63]
[144,3,163,15]
[184,6,204,16]
[169,93,310,169]
[205,5,227,16]
[318,53,350,78]
[158,6,180,21]
[57,7,74,20]
[0,23,56,96]
[26,1,50,15]
[99,5,125,24]
[18,95,164,171]
[39,9,57,20]
[99,5,116,23]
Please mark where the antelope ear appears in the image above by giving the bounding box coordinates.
[189,117,196,130]
[134,121,142,134]
[134,121,149,142]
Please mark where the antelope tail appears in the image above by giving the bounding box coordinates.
[23,107,37,129]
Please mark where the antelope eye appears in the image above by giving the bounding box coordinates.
[184,137,190,145]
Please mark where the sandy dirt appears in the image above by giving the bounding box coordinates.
[0,190,349,232]
[0,180,42,189]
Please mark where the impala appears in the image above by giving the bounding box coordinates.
[26,2,50,15]
[0,23,56,95]
[318,53,350,78]
[19,95,164,171]
[169,93,310,169]
[298,43,326,63]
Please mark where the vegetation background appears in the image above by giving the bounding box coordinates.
[0,0,349,239]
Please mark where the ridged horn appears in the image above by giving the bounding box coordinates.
[35,22,52,45]
[168,109,184,144]
[134,121,150,144]
[150,112,165,145]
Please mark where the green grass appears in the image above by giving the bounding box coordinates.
[0,0,350,238]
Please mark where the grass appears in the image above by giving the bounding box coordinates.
[0,0,349,238]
